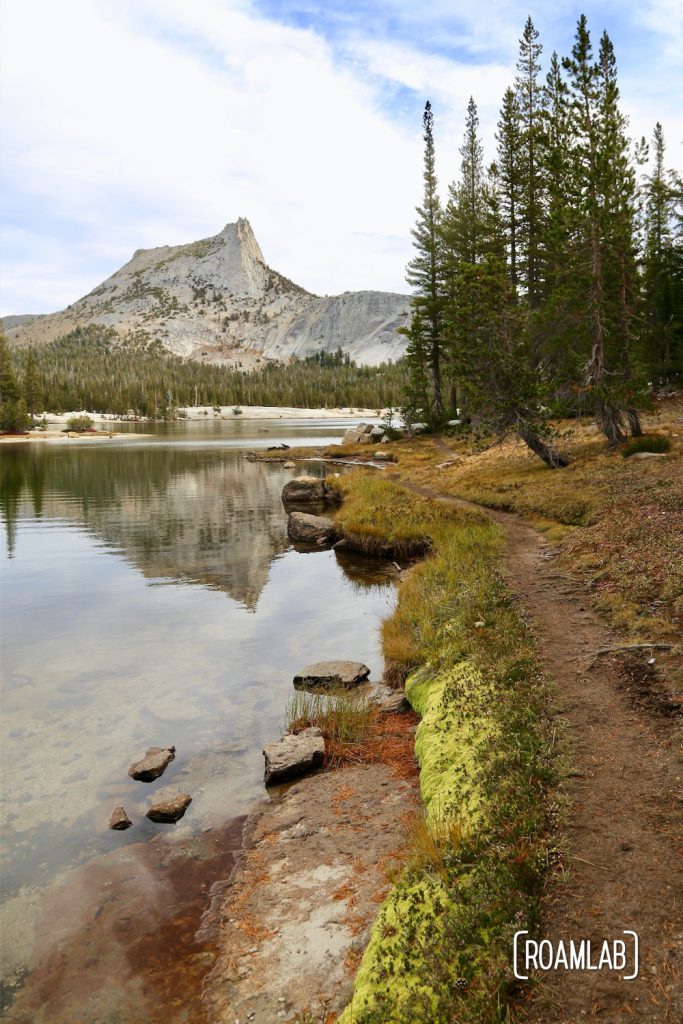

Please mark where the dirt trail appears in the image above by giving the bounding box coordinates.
[400,478,682,1023]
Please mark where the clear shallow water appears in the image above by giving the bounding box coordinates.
[0,420,394,1021]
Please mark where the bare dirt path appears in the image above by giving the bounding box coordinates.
[399,478,682,1023]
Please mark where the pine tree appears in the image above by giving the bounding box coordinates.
[596,30,644,435]
[642,123,683,381]
[537,51,580,383]
[0,332,29,434]
[563,16,628,443]
[398,310,431,429]
[443,98,489,267]
[406,101,447,419]
[24,351,42,418]
[515,16,545,308]
[495,88,523,297]
[450,256,569,467]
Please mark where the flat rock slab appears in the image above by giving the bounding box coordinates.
[145,793,192,823]
[108,806,132,830]
[293,660,371,690]
[128,745,175,782]
[287,511,338,544]
[263,727,325,785]
[203,761,420,1024]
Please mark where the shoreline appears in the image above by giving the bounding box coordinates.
[0,406,386,443]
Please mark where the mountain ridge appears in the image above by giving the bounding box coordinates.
[4,219,410,367]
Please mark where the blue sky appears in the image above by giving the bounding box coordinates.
[1,0,681,314]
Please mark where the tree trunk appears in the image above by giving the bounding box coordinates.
[627,408,643,436]
[431,342,443,419]
[596,397,627,445]
[518,423,570,468]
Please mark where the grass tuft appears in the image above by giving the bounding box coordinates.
[621,434,672,457]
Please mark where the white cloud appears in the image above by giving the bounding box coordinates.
[0,0,681,315]
[0,0,422,311]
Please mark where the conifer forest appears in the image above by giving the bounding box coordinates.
[402,15,682,464]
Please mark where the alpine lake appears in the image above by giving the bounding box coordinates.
[0,416,397,1023]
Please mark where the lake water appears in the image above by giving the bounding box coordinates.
[0,419,395,1022]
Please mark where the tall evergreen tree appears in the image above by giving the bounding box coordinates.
[406,101,447,419]
[515,16,545,307]
[596,30,644,434]
[24,351,42,418]
[563,16,629,443]
[443,98,488,267]
[495,88,523,297]
[641,123,683,381]
[0,332,29,434]
[398,310,431,429]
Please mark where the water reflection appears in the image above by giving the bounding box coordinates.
[1,444,326,609]
[0,428,395,1021]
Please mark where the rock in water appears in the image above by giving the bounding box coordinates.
[263,728,325,785]
[108,806,132,830]
[128,746,176,782]
[281,477,340,505]
[145,793,192,823]
[293,661,371,690]
[287,512,339,544]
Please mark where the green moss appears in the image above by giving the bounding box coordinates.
[408,662,501,826]
[337,478,555,1024]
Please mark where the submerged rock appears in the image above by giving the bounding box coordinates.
[287,511,339,544]
[293,661,371,690]
[283,461,296,469]
[263,727,325,785]
[145,793,192,823]
[108,806,133,830]
[128,746,176,782]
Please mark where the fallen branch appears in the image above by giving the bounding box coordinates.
[583,642,673,670]
[592,643,673,655]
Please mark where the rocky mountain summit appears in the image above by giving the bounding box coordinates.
[5,219,410,366]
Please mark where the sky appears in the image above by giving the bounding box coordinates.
[1,0,681,314]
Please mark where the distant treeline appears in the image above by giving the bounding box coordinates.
[8,326,408,416]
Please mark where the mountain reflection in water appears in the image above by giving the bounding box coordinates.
[0,429,396,1022]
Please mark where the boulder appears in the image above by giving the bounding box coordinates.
[145,793,192,823]
[263,727,325,785]
[283,461,296,469]
[367,683,410,715]
[128,746,175,782]
[287,511,339,544]
[342,428,361,445]
[373,450,391,461]
[370,426,385,439]
[108,806,132,830]
[357,432,374,445]
[282,476,340,505]
[293,660,371,690]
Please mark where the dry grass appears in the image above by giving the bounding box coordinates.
[387,398,683,652]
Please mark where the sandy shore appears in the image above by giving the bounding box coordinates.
[31,405,384,424]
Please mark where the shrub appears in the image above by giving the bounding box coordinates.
[65,414,95,432]
[0,398,30,434]
[622,434,672,457]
